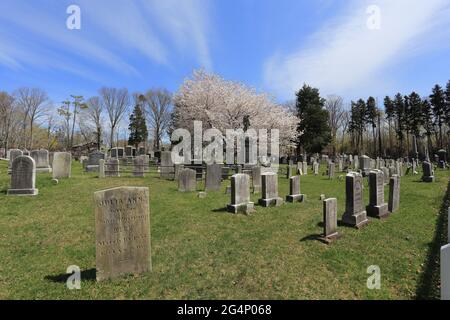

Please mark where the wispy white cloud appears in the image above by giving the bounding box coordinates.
[0,0,214,76]
[142,0,214,70]
[264,0,450,99]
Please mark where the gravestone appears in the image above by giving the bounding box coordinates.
[328,162,335,179]
[30,149,52,173]
[354,155,359,170]
[7,156,38,196]
[323,198,340,242]
[174,164,184,181]
[52,152,72,179]
[105,159,120,177]
[160,151,174,180]
[133,156,145,177]
[286,176,304,203]
[94,187,151,281]
[360,155,371,176]
[338,158,343,172]
[441,244,450,300]
[205,164,222,191]
[366,170,388,218]
[259,173,283,207]
[227,174,254,214]
[99,159,105,178]
[8,149,23,173]
[341,172,369,228]
[422,161,435,182]
[86,151,105,172]
[251,166,262,194]
[438,149,447,169]
[388,174,400,213]
[382,167,389,185]
[178,168,197,192]
[302,162,308,175]
[314,162,319,175]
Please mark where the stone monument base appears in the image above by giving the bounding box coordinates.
[319,232,342,244]
[7,188,38,196]
[227,202,254,214]
[341,211,369,229]
[86,165,99,172]
[286,194,305,203]
[36,167,52,173]
[259,197,283,207]
[367,203,389,219]
[422,176,435,182]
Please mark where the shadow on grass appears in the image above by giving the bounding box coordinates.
[415,180,450,300]
[44,268,96,283]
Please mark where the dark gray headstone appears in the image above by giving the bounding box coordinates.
[341,172,369,228]
[388,174,400,213]
[105,159,120,177]
[422,161,434,182]
[286,175,304,202]
[366,170,388,218]
[7,156,38,196]
[205,164,222,191]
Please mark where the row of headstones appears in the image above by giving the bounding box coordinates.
[8,149,52,174]
[225,172,305,214]
[441,207,450,300]
[321,171,400,243]
[7,152,72,196]
[97,155,151,178]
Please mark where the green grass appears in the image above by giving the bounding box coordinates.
[0,160,448,300]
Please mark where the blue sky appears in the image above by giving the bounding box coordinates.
[1,0,450,107]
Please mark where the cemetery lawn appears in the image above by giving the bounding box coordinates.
[0,160,449,300]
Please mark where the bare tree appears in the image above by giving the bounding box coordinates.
[83,96,104,148]
[340,110,350,153]
[325,95,345,155]
[144,88,172,151]
[99,88,130,149]
[0,92,16,151]
[14,87,49,149]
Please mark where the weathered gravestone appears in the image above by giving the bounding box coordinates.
[227,174,254,214]
[382,167,389,185]
[86,151,105,172]
[178,168,197,192]
[251,166,262,194]
[8,149,23,174]
[366,170,388,219]
[388,174,400,213]
[441,243,450,300]
[105,159,120,177]
[259,172,283,207]
[205,164,222,191]
[133,156,145,177]
[328,162,335,179]
[7,156,38,196]
[52,152,72,179]
[49,152,54,167]
[341,172,369,228]
[322,198,340,242]
[99,159,105,178]
[94,187,151,281]
[174,164,184,181]
[286,176,305,203]
[360,155,371,176]
[30,149,52,173]
[160,151,175,180]
[422,161,435,182]
[302,162,308,175]
[313,162,319,175]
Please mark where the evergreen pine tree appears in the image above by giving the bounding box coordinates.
[295,84,331,154]
[429,84,446,148]
[128,103,148,148]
